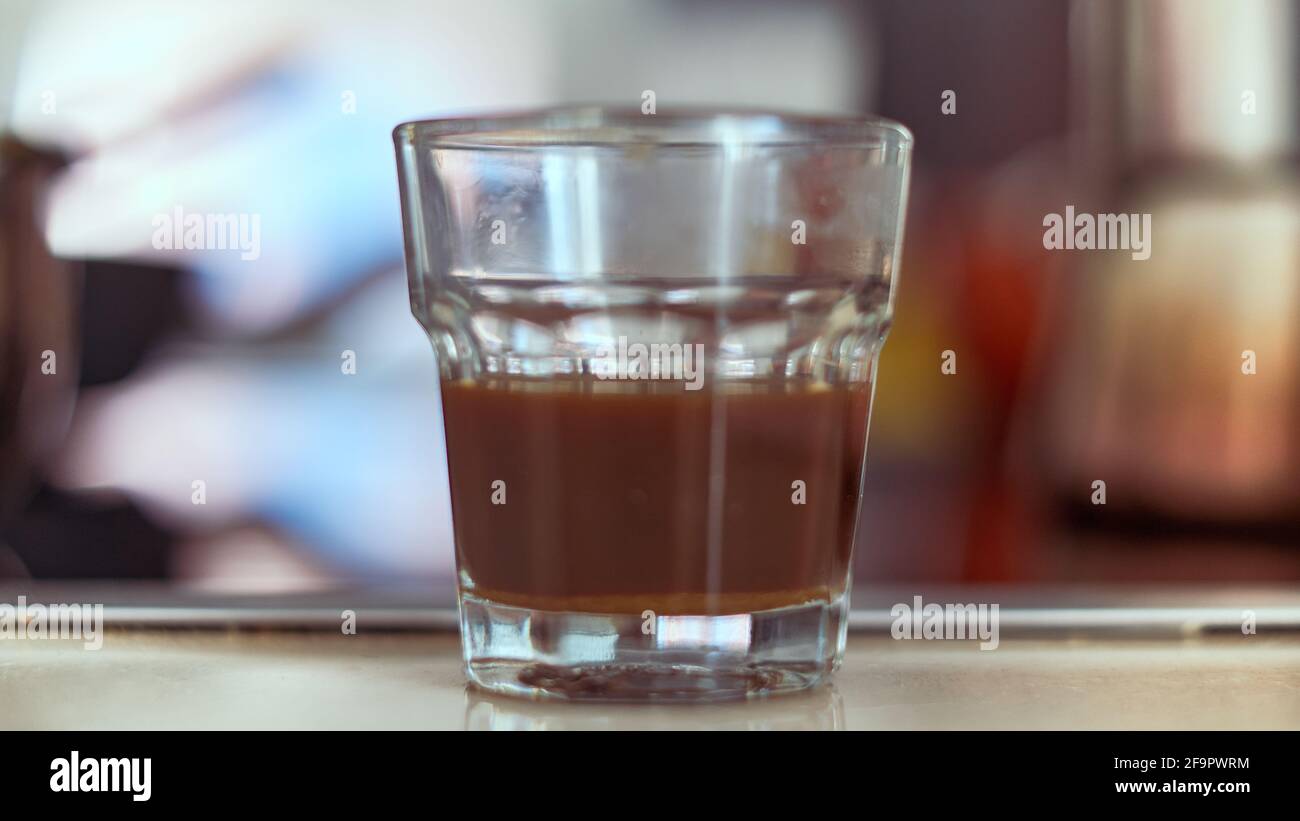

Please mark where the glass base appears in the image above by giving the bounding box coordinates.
[458,591,849,702]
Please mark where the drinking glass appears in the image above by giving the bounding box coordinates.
[394,108,911,700]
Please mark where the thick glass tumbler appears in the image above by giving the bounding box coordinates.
[395,108,911,701]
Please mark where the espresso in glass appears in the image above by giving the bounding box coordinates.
[396,109,911,700]
[443,375,871,616]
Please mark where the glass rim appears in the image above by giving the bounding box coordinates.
[393,106,913,153]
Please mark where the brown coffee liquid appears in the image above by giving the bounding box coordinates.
[441,378,872,615]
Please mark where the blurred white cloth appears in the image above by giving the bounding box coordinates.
[11,0,556,332]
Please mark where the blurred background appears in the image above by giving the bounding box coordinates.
[1,0,1297,595]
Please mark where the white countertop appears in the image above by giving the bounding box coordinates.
[3,629,1297,730]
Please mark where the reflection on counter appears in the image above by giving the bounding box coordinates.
[464,686,845,731]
